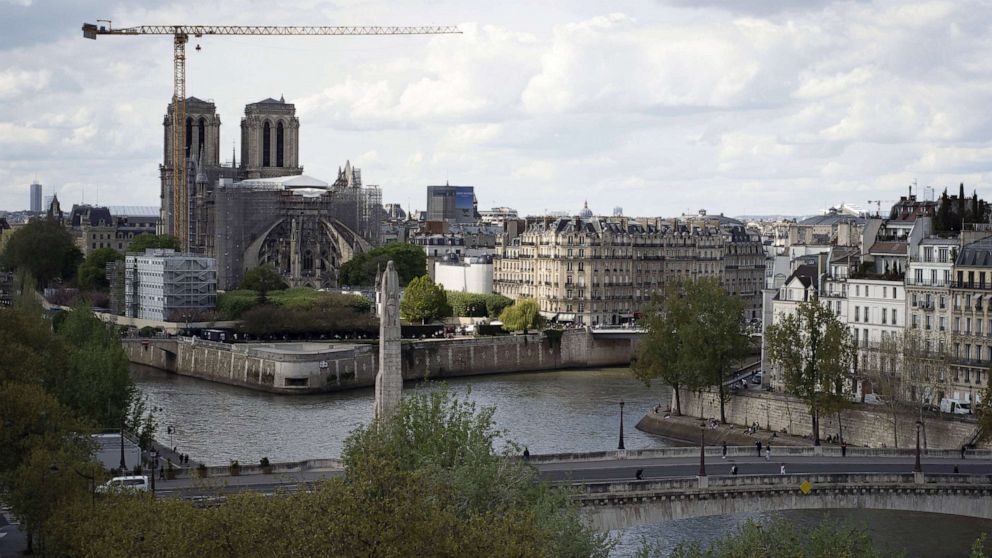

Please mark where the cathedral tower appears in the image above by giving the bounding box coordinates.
[240,96,302,179]
[160,97,221,235]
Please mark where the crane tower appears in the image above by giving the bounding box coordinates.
[83,21,460,252]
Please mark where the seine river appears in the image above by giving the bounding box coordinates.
[131,364,992,557]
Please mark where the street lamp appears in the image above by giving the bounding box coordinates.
[618,400,625,451]
[119,417,127,472]
[914,420,923,473]
[150,449,159,497]
[699,422,706,477]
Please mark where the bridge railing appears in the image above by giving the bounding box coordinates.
[575,472,992,496]
[526,445,992,464]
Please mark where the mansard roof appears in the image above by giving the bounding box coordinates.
[957,237,992,267]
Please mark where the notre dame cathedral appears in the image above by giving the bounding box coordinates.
[160,96,381,290]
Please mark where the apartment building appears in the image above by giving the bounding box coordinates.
[946,237,992,404]
[493,217,764,326]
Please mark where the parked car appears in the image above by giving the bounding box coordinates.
[96,475,149,494]
[940,398,972,415]
[750,373,762,385]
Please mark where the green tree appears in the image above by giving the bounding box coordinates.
[669,517,885,558]
[447,292,514,318]
[400,275,451,324]
[239,264,288,300]
[0,217,82,287]
[977,384,992,442]
[766,295,856,445]
[632,289,693,416]
[679,278,751,424]
[338,243,427,286]
[499,299,545,334]
[126,234,181,253]
[77,247,123,291]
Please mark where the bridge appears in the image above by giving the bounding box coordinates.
[152,447,992,530]
[575,472,992,530]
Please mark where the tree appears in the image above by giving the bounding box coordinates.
[669,517,884,558]
[338,243,427,286]
[239,264,288,298]
[400,275,451,324]
[76,247,123,291]
[679,278,752,424]
[46,387,612,557]
[766,295,856,445]
[499,299,544,334]
[977,384,992,443]
[632,289,694,416]
[446,292,514,318]
[0,217,82,287]
[126,234,181,253]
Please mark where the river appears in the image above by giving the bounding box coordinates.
[131,364,992,557]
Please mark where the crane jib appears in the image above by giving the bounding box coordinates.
[84,24,462,36]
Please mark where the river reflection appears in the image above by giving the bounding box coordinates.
[130,364,674,465]
[612,509,992,557]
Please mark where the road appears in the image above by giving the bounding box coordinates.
[152,453,992,499]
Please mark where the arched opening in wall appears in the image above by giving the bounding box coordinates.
[184,117,193,162]
[276,121,284,167]
[303,249,313,272]
[262,121,271,167]
[197,117,206,158]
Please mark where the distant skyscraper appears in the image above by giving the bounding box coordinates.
[29,182,42,213]
[426,184,477,223]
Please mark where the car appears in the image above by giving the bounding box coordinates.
[750,373,762,385]
[96,475,150,494]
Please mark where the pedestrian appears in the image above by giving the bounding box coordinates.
[731,464,738,475]
[159,464,165,480]
[173,446,177,454]
[954,465,960,474]
[961,445,967,459]
[842,442,847,457]
[635,468,644,480]
[523,447,530,459]
[765,444,771,461]
[780,463,786,475]
[722,441,727,459]
[756,441,763,456]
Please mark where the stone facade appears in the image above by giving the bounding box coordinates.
[494,217,764,326]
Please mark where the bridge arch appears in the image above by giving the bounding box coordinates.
[576,473,992,531]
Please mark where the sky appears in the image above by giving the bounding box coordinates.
[2,0,992,217]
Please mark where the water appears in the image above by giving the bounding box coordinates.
[131,364,992,557]
[130,364,674,464]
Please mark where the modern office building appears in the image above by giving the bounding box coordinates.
[426,185,477,223]
[29,182,42,213]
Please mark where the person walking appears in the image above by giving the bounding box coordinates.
[780,463,786,475]
[841,442,847,457]
[722,441,727,459]
[635,468,644,480]
[756,440,762,456]
[765,444,771,461]
[731,464,738,475]
[523,447,530,460]
[961,445,967,459]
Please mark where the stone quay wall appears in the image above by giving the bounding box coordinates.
[123,330,635,394]
[638,388,985,450]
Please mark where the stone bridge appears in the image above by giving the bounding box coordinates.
[575,472,992,531]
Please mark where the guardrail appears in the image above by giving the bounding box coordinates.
[524,446,992,464]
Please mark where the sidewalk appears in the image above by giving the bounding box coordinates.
[0,506,27,557]
[637,409,814,447]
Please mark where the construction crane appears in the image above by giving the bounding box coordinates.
[82,21,461,252]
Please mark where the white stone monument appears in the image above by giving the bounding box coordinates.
[373,260,403,421]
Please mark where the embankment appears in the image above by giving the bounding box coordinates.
[636,388,986,450]
[123,329,636,394]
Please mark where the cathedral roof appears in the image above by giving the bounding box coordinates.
[236,174,329,189]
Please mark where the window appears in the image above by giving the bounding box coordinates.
[892,309,897,326]
[940,317,947,331]
[955,317,961,332]
[926,315,932,330]
[967,318,972,334]
[854,306,860,322]
[912,314,919,329]
[882,308,888,325]
[893,288,898,299]
[912,293,918,306]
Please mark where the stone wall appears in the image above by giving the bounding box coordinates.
[123,330,636,394]
[670,389,985,450]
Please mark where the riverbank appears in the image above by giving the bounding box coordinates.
[636,409,811,447]
[123,329,637,394]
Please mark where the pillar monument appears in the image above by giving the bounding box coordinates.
[373,260,402,421]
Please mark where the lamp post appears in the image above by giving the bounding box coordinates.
[119,417,127,472]
[699,423,706,477]
[150,449,159,497]
[618,400,625,451]
[914,420,923,473]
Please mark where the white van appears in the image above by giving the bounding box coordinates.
[940,398,972,415]
[96,475,150,494]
